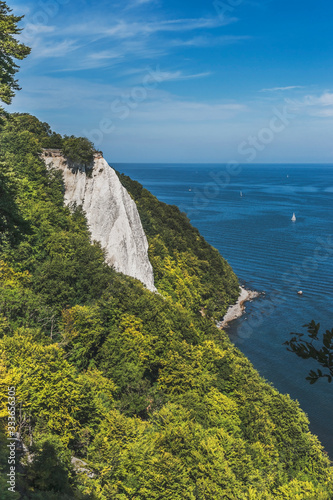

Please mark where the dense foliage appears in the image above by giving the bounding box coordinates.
[62,136,95,168]
[4,113,96,166]
[0,114,332,498]
[0,1,30,107]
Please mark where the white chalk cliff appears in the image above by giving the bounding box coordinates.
[42,150,156,292]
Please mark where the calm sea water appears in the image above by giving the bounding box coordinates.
[114,162,333,457]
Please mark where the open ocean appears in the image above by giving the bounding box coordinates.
[114,162,333,457]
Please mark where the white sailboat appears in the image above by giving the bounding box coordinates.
[240,191,243,197]
[291,213,296,222]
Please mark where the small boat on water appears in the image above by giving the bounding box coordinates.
[240,191,243,197]
[291,213,296,222]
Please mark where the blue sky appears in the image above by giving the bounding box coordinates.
[7,0,333,162]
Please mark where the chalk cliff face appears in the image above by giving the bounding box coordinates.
[42,151,156,292]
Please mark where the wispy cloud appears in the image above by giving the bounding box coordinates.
[148,70,212,82]
[303,92,333,106]
[21,12,241,70]
[56,17,233,41]
[286,92,333,117]
[29,40,82,59]
[260,86,304,92]
[117,68,212,82]
[54,42,166,71]
[128,0,158,6]
[24,23,55,35]
[171,35,251,47]
[100,17,236,39]
[10,74,247,121]
[9,0,333,163]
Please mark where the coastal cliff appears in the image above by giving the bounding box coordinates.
[42,149,156,292]
[1,115,333,499]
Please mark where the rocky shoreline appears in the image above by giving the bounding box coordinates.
[218,286,259,329]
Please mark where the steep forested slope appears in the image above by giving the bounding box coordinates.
[117,172,239,320]
[0,114,332,499]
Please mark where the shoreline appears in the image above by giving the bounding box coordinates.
[218,286,260,329]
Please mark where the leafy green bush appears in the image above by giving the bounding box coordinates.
[62,136,95,168]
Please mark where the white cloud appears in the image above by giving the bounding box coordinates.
[285,92,333,118]
[30,39,81,59]
[260,86,304,92]
[171,35,250,47]
[23,23,55,35]
[302,92,333,106]
[55,42,166,71]
[118,67,211,80]
[149,71,212,82]
[87,50,126,61]
[20,12,238,70]
[61,15,236,40]
[102,17,233,39]
[10,74,247,123]
[129,0,157,5]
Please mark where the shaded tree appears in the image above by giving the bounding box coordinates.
[285,321,333,384]
[25,435,74,494]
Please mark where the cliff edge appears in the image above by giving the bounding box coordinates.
[42,149,156,292]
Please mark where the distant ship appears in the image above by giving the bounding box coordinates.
[291,213,296,222]
[240,191,243,197]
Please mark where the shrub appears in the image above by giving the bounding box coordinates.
[62,137,95,168]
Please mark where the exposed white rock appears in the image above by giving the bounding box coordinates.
[217,286,259,329]
[42,151,156,292]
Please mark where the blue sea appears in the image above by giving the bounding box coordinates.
[114,162,333,457]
